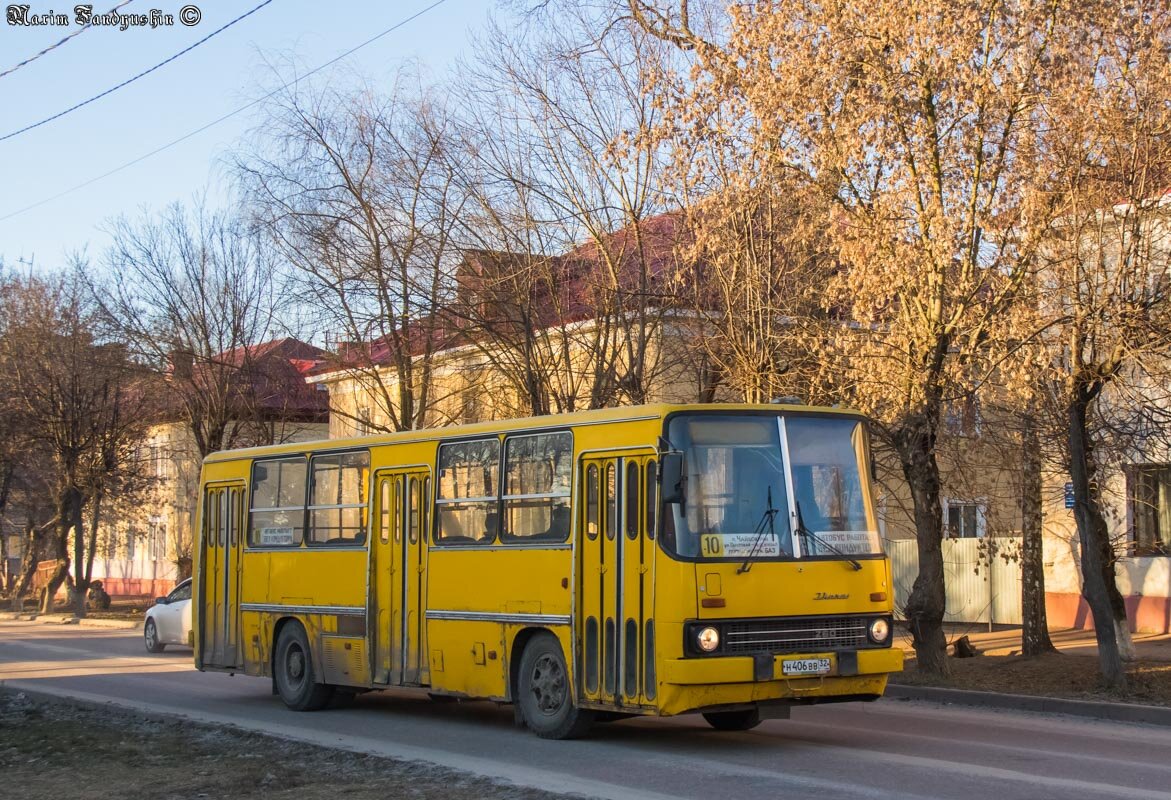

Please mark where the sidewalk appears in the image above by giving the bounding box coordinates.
[0,611,139,629]
[900,623,1171,662]
[890,623,1171,726]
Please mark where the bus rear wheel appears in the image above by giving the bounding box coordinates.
[274,623,335,711]
[517,633,594,739]
[702,708,762,731]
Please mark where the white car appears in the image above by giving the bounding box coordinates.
[144,578,193,652]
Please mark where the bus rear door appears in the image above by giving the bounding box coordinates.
[201,482,245,669]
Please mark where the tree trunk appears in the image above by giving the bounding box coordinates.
[0,463,11,591]
[1068,392,1127,689]
[40,560,69,614]
[0,517,8,593]
[11,519,40,611]
[1102,554,1136,661]
[898,422,950,676]
[42,486,79,614]
[74,493,103,619]
[70,490,90,619]
[1020,414,1056,656]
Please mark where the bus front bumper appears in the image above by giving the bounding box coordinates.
[656,648,904,716]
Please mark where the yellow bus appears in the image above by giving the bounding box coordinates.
[194,403,902,738]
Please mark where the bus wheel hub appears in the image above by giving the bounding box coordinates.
[531,654,565,714]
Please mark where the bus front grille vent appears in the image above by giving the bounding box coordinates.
[722,616,871,654]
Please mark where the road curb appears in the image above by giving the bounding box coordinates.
[0,612,139,630]
[886,683,1171,726]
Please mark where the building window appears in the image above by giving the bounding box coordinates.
[944,396,981,437]
[356,408,372,436]
[945,500,985,538]
[460,387,480,425]
[1129,465,1171,555]
[148,519,166,561]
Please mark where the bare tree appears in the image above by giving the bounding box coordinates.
[93,199,283,459]
[1031,17,1171,685]
[451,8,681,415]
[0,271,151,616]
[239,69,464,433]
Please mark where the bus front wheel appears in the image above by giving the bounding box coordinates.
[517,633,594,739]
[702,708,763,731]
[274,623,335,711]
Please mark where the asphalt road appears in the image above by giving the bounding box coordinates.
[2,620,1170,800]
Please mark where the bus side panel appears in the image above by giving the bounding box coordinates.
[427,620,507,698]
[426,548,572,698]
[240,610,266,676]
[265,550,367,610]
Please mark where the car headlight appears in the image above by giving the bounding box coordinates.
[868,617,891,644]
[696,626,720,653]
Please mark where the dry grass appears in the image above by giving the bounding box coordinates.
[0,689,565,800]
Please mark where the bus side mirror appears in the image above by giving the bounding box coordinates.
[660,452,685,504]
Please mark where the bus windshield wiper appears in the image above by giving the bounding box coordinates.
[737,486,779,574]
[794,501,862,571]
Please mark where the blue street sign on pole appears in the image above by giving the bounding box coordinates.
[1064,482,1075,509]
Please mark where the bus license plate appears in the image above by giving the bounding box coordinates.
[781,657,831,676]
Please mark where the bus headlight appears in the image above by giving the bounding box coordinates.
[868,617,891,644]
[696,626,720,652]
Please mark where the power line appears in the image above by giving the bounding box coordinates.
[0,0,450,225]
[0,0,136,80]
[0,0,277,143]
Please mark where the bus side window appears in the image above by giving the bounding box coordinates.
[625,461,639,540]
[219,488,228,547]
[394,476,404,543]
[409,476,420,544]
[423,476,431,543]
[605,464,617,541]
[379,479,391,545]
[249,457,307,547]
[228,487,239,546]
[586,465,599,540]
[308,451,370,545]
[206,490,217,549]
[435,438,499,544]
[645,460,657,540]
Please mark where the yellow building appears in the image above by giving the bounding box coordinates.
[91,339,330,597]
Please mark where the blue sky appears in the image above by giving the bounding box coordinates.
[0,0,492,271]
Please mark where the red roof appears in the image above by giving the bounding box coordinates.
[312,213,689,375]
[164,337,329,422]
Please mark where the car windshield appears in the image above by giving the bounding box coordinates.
[660,413,882,561]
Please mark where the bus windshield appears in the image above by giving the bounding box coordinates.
[661,413,882,561]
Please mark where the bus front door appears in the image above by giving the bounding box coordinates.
[201,482,245,669]
[369,468,430,686]
[580,452,655,707]
[619,455,658,708]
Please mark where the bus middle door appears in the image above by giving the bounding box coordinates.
[369,468,430,686]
